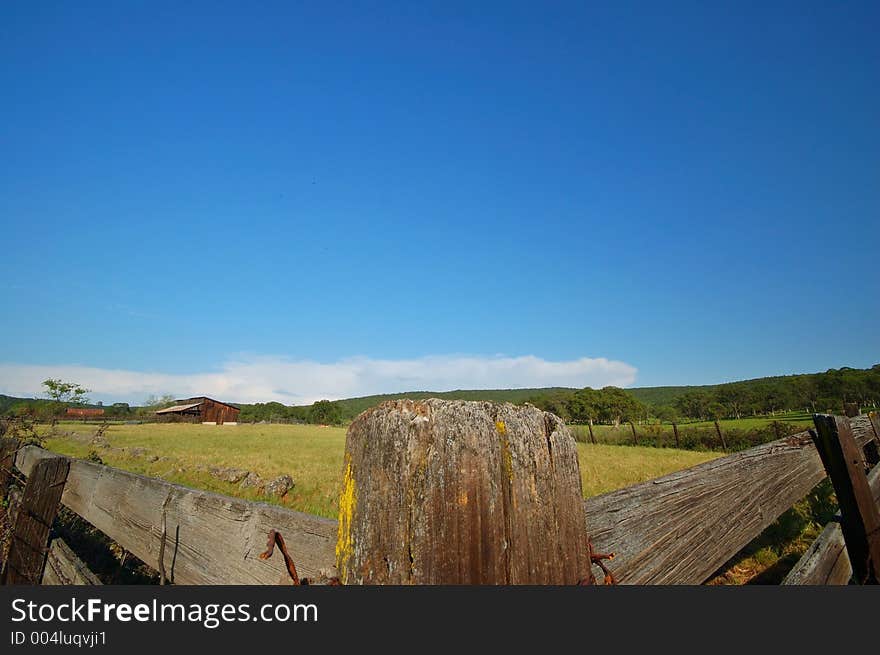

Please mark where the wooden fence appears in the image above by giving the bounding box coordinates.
[1,413,879,585]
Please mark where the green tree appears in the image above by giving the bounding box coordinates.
[675,391,712,420]
[707,401,726,420]
[594,387,644,426]
[567,388,600,424]
[139,394,176,417]
[654,405,679,423]
[42,378,90,405]
[717,385,751,419]
[309,400,342,425]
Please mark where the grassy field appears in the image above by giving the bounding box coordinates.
[682,411,814,429]
[570,411,815,446]
[41,422,721,519]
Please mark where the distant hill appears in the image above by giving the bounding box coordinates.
[0,393,32,415]
[324,387,577,421]
[326,366,880,416]
[290,364,879,422]
[626,385,714,406]
[287,384,720,422]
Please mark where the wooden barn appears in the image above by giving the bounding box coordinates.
[155,397,240,425]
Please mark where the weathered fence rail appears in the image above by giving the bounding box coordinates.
[584,414,878,584]
[1,413,878,585]
[12,446,336,585]
[781,464,880,585]
[42,539,103,586]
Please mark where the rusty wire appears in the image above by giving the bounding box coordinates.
[259,529,302,585]
[585,537,617,585]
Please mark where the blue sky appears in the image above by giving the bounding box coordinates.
[1,1,878,404]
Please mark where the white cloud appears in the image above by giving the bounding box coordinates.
[0,354,638,405]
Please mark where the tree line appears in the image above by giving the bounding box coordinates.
[528,365,880,423]
[236,399,343,425]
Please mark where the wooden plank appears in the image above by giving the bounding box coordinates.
[14,446,337,585]
[782,464,880,585]
[866,412,880,466]
[0,437,19,492]
[0,486,22,573]
[42,538,102,585]
[782,522,851,585]
[2,456,70,585]
[0,438,20,569]
[869,412,880,444]
[583,415,876,584]
[811,415,880,583]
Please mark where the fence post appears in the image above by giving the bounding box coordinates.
[810,414,880,584]
[1,456,70,585]
[629,421,638,445]
[0,437,19,494]
[672,423,680,448]
[866,412,880,467]
[713,420,728,450]
[337,400,592,584]
[588,419,596,445]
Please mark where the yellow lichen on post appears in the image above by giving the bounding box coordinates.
[498,421,514,484]
[335,454,357,583]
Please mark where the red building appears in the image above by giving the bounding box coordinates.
[65,407,105,418]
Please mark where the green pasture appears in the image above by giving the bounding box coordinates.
[41,422,721,519]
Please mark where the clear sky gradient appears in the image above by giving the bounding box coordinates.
[1,2,878,404]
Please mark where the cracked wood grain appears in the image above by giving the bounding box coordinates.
[337,400,591,584]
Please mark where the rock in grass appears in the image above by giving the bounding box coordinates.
[239,472,264,491]
[209,466,249,484]
[264,474,294,497]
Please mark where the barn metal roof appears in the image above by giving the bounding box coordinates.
[174,396,240,410]
[155,402,203,414]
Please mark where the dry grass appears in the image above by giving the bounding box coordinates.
[43,422,722,519]
[44,423,346,518]
[576,443,720,498]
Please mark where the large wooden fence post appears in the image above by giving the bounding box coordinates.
[811,415,880,584]
[1,456,70,585]
[672,423,680,448]
[337,399,592,584]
